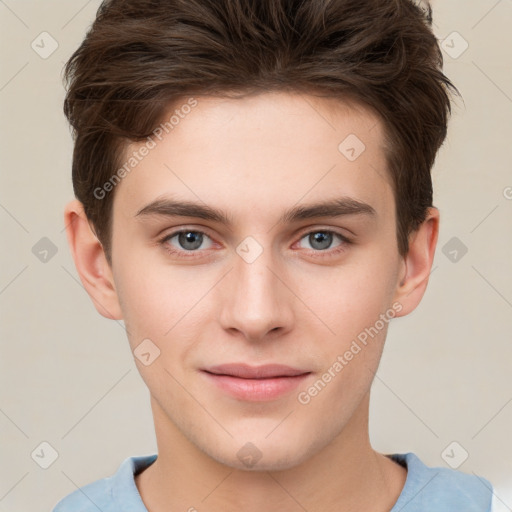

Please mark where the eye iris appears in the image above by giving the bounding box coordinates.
[310,232,332,250]
[178,231,203,250]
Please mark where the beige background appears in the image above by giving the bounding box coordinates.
[0,1,511,511]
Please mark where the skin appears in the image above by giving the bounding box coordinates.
[64,92,439,512]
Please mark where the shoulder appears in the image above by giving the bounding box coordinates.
[52,478,113,512]
[52,454,158,512]
[390,452,493,512]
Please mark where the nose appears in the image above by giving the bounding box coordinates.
[218,241,294,342]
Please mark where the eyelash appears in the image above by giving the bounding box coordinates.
[158,228,352,260]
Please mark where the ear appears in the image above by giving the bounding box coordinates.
[392,207,440,316]
[63,199,123,320]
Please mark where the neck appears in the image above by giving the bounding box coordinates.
[136,393,406,512]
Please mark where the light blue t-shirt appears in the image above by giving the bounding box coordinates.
[53,452,494,511]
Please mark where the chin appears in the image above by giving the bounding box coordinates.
[201,436,319,473]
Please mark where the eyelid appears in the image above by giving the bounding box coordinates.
[158,225,353,258]
[159,225,219,244]
[159,225,352,244]
[292,229,352,256]
[159,226,217,248]
[294,225,353,241]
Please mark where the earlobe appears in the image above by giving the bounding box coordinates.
[392,207,440,317]
[63,199,123,320]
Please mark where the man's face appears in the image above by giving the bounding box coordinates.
[109,92,404,470]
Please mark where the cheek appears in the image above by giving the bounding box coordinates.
[294,251,398,339]
[306,247,400,401]
[113,254,195,349]
[113,262,204,397]
[295,322,390,423]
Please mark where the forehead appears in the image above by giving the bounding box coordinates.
[113,92,393,225]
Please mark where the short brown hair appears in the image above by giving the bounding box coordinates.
[63,0,458,265]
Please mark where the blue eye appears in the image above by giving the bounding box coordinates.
[162,230,214,253]
[159,228,351,260]
[301,231,336,250]
[297,231,350,253]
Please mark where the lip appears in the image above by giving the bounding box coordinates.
[201,363,311,401]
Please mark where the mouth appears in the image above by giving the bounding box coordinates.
[201,363,311,401]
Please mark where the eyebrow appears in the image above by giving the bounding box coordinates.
[135,196,377,226]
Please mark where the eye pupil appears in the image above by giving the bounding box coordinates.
[310,231,332,250]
